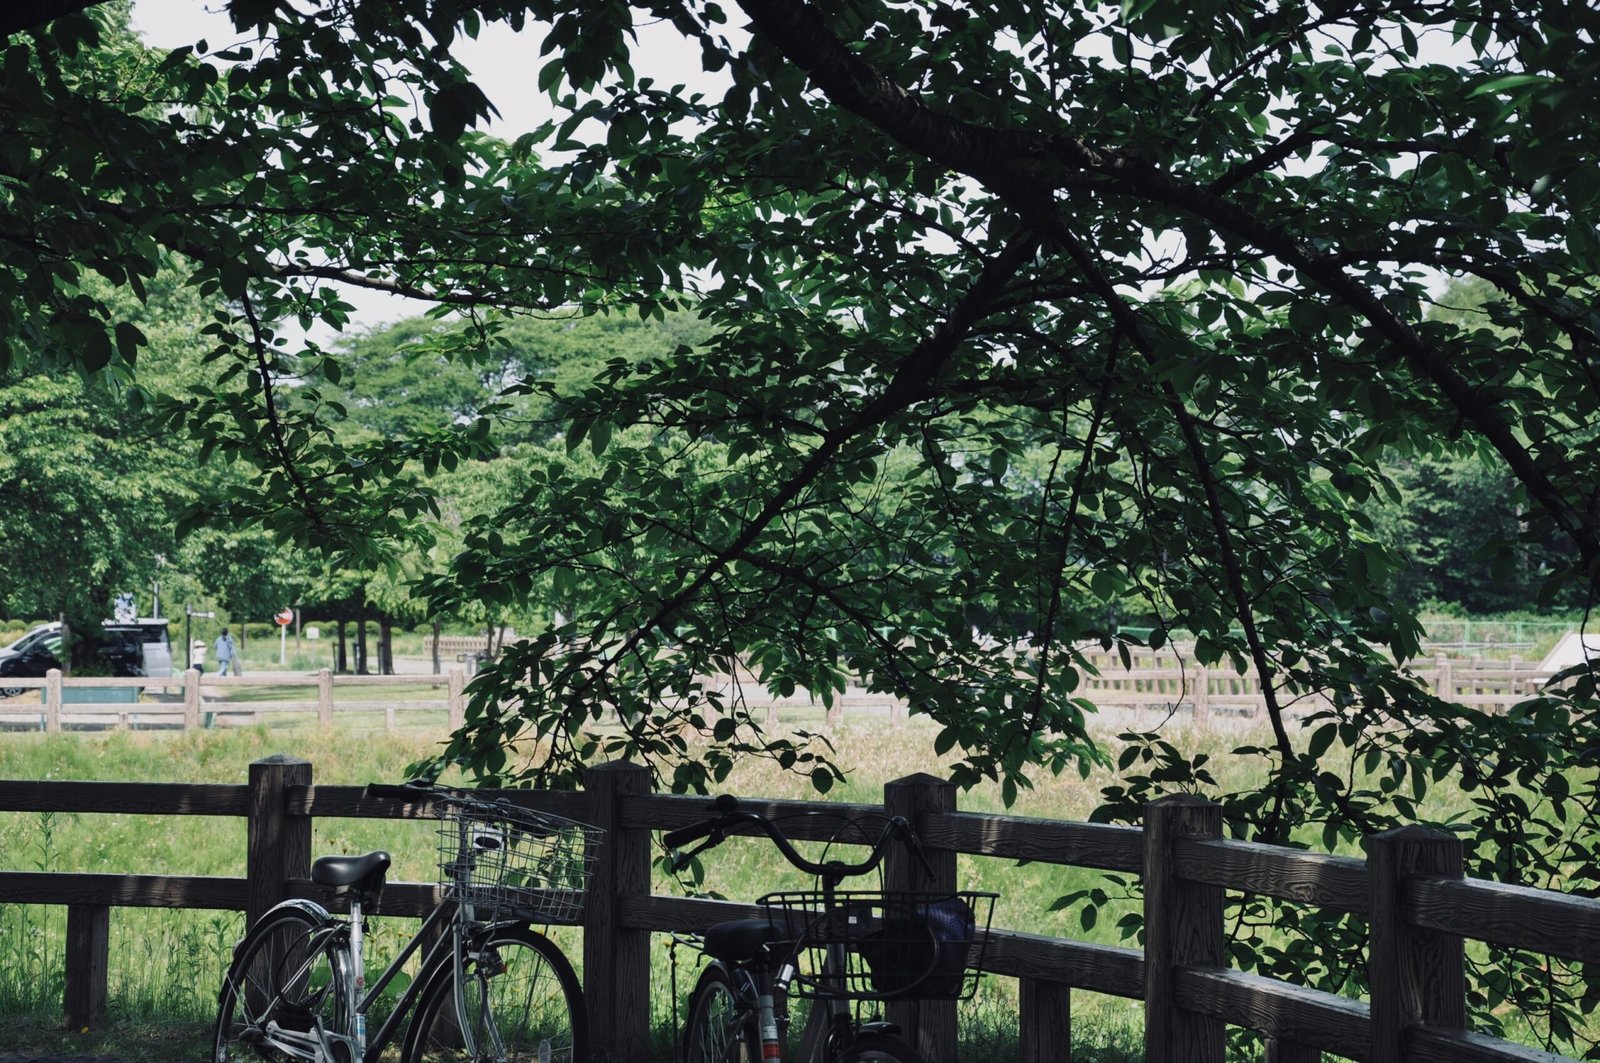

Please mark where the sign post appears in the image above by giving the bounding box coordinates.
[275,608,294,664]
[185,607,215,670]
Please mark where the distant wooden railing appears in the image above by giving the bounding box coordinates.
[1,757,1596,1063]
[0,650,1564,735]
[0,669,468,732]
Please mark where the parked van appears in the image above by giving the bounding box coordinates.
[0,620,173,696]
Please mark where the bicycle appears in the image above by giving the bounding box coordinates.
[213,781,602,1063]
[665,796,995,1063]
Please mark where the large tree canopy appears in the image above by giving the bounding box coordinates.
[7,0,1600,1046]
[5,0,1597,781]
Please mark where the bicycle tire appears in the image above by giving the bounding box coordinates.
[402,924,587,1063]
[214,905,347,1062]
[836,1031,926,1063]
[683,964,760,1063]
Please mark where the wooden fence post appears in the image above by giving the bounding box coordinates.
[1368,826,1464,1063]
[583,760,652,1062]
[64,903,109,1030]
[317,668,334,725]
[447,668,465,730]
[884,772,958,1063]
[1433,653,1452,698]
[183,668,201,730]
[1144,795,1225,1063]
[1192,664,1210,720]
[1262,1038,1320,1063]
[45,668,62,733]
[247,755,312,929]
[1019,977,1070,1063]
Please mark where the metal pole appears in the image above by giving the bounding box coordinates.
[185,608,192,670]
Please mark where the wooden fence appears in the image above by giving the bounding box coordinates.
[0,649,1565,734]
[0,669,468,732]
[1,757,1597,1063]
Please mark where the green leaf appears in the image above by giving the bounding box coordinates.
[1466,74,1555,98]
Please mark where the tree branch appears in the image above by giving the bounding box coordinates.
[734,0,1599,573]
[1,0,103,38]
[562,234,1040,702]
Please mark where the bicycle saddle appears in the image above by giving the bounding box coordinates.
[312,850,392,890]
[705,918,789,964]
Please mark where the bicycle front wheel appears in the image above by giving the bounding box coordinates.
[403,925,586,1063]
[214,906,346,1062]
[683,964,759,1063]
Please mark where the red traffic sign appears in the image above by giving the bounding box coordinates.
[274,609,294,627]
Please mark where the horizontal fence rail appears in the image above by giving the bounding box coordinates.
[0,759,1597,1062]
[0,647,1568,735]
[0,669,468,732]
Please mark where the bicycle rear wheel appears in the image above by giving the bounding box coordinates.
[838,1031,926,1063]
[214,906,346,1062]
[403,925,586,1063]
[683,964,759,1063]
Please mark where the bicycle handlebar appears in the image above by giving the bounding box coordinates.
[664,796,918,881]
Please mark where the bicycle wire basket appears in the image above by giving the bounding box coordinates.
[436,794,603,925]
[758,890,996,1001]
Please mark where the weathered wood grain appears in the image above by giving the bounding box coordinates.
[1264,1037,1324,1063]
[0,871,246,909]
[1409,1026,1581,1063]
[0,779,248,816]
[1175,968,1370,1061]
[65,904,109,1031]
[247,755,311,927]
[584,761,652,1062]
[1145,796,1225,1063]
[624,792,884,840]
[620,893,765,933]
[1019,978,1071,1063]
[1369,827,1464,1063]
[1175,838,1368,912]
[885,773,959,1063]
[291,783,589,823]
[919,810,1143,872]
[1407,876,1600,965]
[976,928,1145,999]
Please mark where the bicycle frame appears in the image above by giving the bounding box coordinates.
[247,888,519,1063]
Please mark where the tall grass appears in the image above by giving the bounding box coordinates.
[0,712,1584,1061]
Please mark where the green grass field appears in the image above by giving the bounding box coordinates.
[0,712,1588,1061]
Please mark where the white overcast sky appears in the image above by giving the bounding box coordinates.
[128,1,733,339]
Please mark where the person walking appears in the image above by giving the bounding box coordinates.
[215,628,237,677]
[191,638,206,675]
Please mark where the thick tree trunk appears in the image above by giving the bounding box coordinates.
[379,616,394,675]
[336,619,348,674]
[356,594,369,675]
[431,617,441,675]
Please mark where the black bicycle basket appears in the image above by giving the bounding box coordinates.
[759,890,995,1000]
